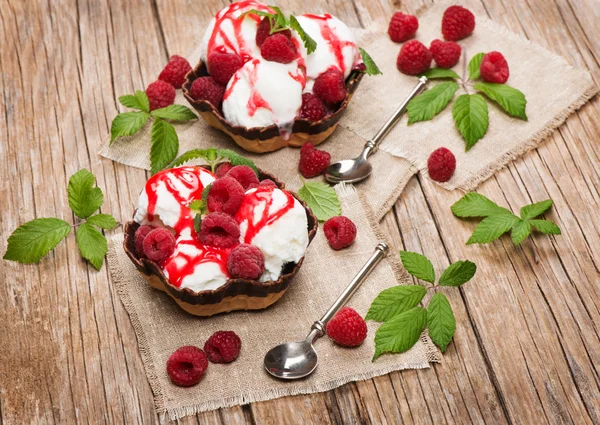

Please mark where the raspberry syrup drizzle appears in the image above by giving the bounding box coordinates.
[162,240,231,288]
[303,13,355,75]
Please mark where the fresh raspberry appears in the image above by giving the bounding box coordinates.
[256,17,292,47]
[313,68,347,104]
[146,80,176,111]
[298,143,331,178]
[190,77,225,108]
[299,93,327,121]
[207,177,244,215]
[323,216,357,250]
[198,212,240,248]
[204,331,242,363]
[134,225,153,257]
[142,228,176,262]
[227,244,265,280]
[166,346,208,387]
[427,147,456,182]
[442,5,475,41]
[226,165,260,190]
[215,162,233,178]
[258,179,277,188]
[260,33,297,64]
[430,39,461,69]
[480,51,509,84]
[158,55,192,89]
[207,51,243,85]
[396,40,432,75]
[326,307,367,347]
[388,12,419,43]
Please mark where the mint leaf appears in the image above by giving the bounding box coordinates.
[466,213,520,245]
[118,90,150,113]
[76,222,107,270]
[110,111,150,144]
[297,181,341,222]
[289,15,317,54]
[242,9,272,19]
[202,183,212,201]
[373,306,427,360]
[216,149,259,174]
[150,119,179,175]
[194,214,202,232]
[452,93,489,151]
[358,48,382,76]
[530,219,561,235]
[168,149,210,168]
[67,169,104,219]
[407,82,458,124]
[399,251,435,284]
[427,293,456,353]
[87,214,118,230]
[520,199,553,220]
[151,105,198,122]
[474,82,527,120]
[438,260,476,286]
[468,53,485,80]
[3,218,71,263]
[451,192,512,218]
[511,219,531,245]
[366,285,427,322]
[189,200,204,212]
[420,68,460,80]
[270,6,289,30]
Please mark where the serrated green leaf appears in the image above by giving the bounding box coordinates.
[168,149,210,168]
[420,68,460,80]
[358,48,382,76]
[110,111,150,144]
[373,307,427,360]
[474,82,527,120]
[87,214,118,230]
[529,219,561,235]
[150,119,179,175]
[407,82,458,124]
[468,53,485,80]
[466,213,520,245]
[427,293,456,353]
[151,104,197,122]
[399,251,435,283]
[118,90,150,112]
[366,285,427,322]
[216,149,259,174]
[189,200,204,212]
[511,219,531,245]
[76,222,107,270]
[289,15,317,54]
[67,169,104,219]
[241,9,272,19]
[520,199,553,220]
[452,93,489,151]
[451,192,512,218]
[438,260,477,286]
[3,218,71,263]
[297,181,341,222]
[202,183,212,202]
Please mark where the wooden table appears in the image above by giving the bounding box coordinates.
[1,0,599,423]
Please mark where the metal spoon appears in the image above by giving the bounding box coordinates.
[325,76,428,184]
[264,242,389,380]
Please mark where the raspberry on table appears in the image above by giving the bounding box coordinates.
[204,331,242,363]
[326,307,367,347]
[198,212,241,248]
[215,162,233,178]
[166,346,208,387]
[207,51,244,86]
[388,12,419,43]
[146,80,176,111]
[159,55,192,89]
[396,40,432,75]
[258,179,277,188]
[430,39,461,69]
[298,143,331,178]
[442,5,475,41]
[323,216,357,250]
[190,77,225,108]
[260,33,297,64]
[134,225,153,257]
[226,165,260,190]
[427,147,456,182]
[142,228,176,262]
[207,176,245,215]
[299,93,327,121]
[313,68,347,104]
[256,18,292,47]
[227,243,265,280]
[480,51,509,84]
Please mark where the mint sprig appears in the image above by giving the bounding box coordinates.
[168,148,259,174]
[358,48,382,76]
[297,179,341,222]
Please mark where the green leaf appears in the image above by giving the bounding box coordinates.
[241,9,272,19]
[451,192,512,218]
[468,52,485,80]
[110,111,150,144]
[67,169,104,219]
[529,219,561,235]
[76,222,107,270]
[366,285,427,322]
[427,293,456,353]
[407,82,458,124]
[3,218,71,263]
[358,48,382,76]
[87,214,118,230]
[373,307,427,360]
[151,104,197,122]
[466,213,520,245]
[399,251,435,284]
[438,260,477,286]
[118,90,150,113]
[150,119,179,175]
[194,214,202,232]
[289,15,317,54]
[420,68,461,80]
[202,183,212,201]
[452,93,489,151]
[511,219,531,245]
[474,82,527,120]
[216,149,259,174]
[297,181,341,222]
[189,200,204,212]
[168,149,210,168]
[520,199,553,220]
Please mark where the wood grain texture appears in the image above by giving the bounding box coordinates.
[0,0,598,424]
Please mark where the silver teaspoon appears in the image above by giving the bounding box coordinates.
[264,242,389,380]
[325,76,428,184]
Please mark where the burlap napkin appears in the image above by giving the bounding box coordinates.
[107,184,439,420]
